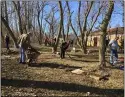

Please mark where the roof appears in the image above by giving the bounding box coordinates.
[90,27,124,36]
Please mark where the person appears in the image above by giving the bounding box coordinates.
[60,40,70,59]
[52,37,56,46]
[17,32,32,64]
[108,36,119,65]
[54,37,56,43]
[70,40,73,47]
[5,34,10,52]
[93,37,97,46]
[51,38,57,54]
[44,36,49,46]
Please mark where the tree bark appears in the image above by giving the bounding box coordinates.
[81,2,94,54]
[66,21,69,40]
[62,21,65,41]
[1,16,18,48]
[66,1,81,47]
[37,12,42,44]
[99,1,114,67]
[4,1,8,23]
[1,27,5,47]
[13,1,23,34]
[53,1,63,52]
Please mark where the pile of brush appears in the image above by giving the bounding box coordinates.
[26,47,40,65]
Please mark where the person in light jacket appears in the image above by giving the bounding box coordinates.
[18,32,32,64]
[108,36,119,65]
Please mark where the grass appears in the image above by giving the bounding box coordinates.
[1,46,124,96]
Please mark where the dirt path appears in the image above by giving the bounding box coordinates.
[1,52,124,96]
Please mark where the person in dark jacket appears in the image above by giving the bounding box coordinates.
[60,40,70,59]
[70,40,73,47]
[5,34,10,51]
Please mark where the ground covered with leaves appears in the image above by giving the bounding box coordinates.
[1,46,124,96]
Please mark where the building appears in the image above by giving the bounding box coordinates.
[87,27,124,47]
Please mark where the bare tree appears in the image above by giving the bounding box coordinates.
[12,1,23,34]
[66,13,70,40]
[61,4,67,41]
[4,1,9,23]
[53,1,63,52]
[36,1,48,44]
[66,1,81,47]
[66,1,103,54]
[120,1,124,23]
[99,1,114,67]
[45,5,59,39]
[1,16,18,48]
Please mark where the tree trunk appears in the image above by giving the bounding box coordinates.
[4,1,8,23]
[62,22,65,41]
[82,46,87,54]
[1,29,5,48]
[66,22,69,40]
[83,41,87,54]
[99,1,114,67]
[99,33,106,67]
[13,1,23,34]
[17,1,23,34]
[53,1,63,52]
[1,16,18,48]
[23,1,27,33]
[37,13,42,45]
[115,27,118,37]
[52,25,54,38]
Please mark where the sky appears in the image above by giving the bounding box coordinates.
[66,1,123,27]
[6,1,124,34]
[44,1,123,34]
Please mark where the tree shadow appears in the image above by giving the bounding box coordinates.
[66,57,99,62]
[105,60,124,70]
[1,78,123,96]
[73,59,99,62]
[29,62,82,71]
[66,54,99,62]
[70,54,99,59]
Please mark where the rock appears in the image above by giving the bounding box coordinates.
[73,47,76,51]
[86,92,90,96]
[56,52,60,55]
[71,69,84,74]
[71,47,76,53]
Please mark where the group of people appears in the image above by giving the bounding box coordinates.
[5,32,39,64]
[4,33,123,66]
[5,32,72,64]
[44,37,56,46]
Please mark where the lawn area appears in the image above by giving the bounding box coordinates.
[1,46,124,96]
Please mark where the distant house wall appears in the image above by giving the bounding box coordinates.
[87,27,124,47]
[76,27,124,47]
